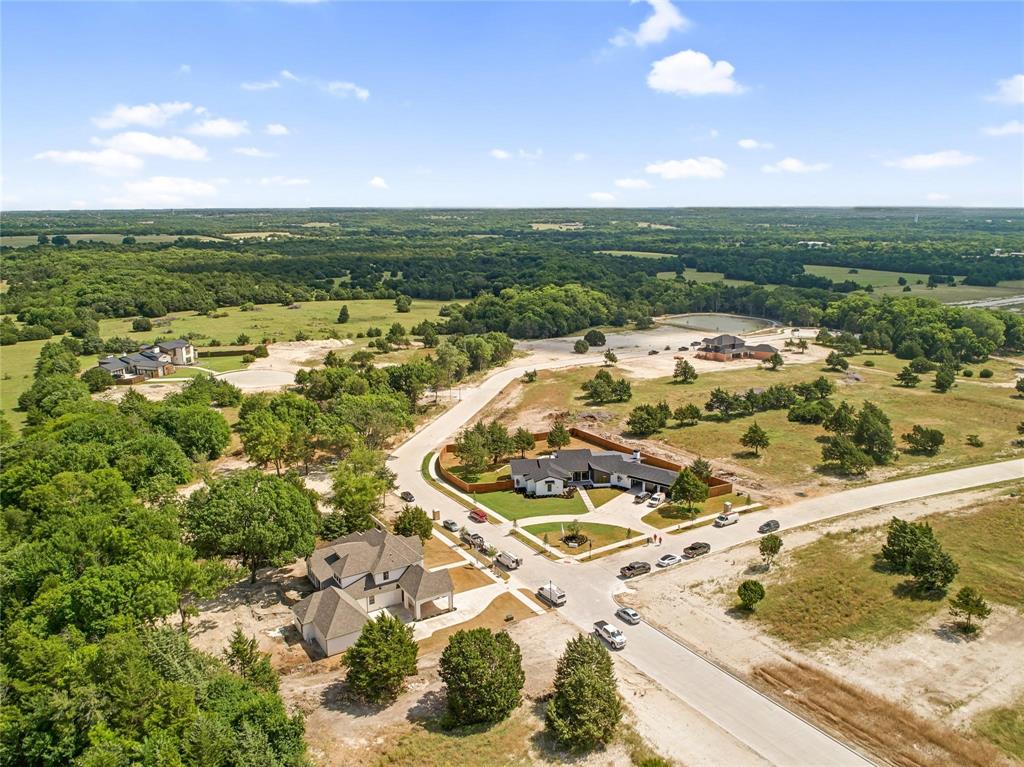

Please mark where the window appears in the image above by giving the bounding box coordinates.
[369,596,375,606]
[382,571,390,580]
[545,481,554,492]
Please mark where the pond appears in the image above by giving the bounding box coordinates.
[663,313,774,333]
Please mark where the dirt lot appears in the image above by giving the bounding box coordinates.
[619,485,1024,762]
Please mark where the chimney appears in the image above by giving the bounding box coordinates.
[631,449,641,463]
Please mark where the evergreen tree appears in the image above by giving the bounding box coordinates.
[673,359,698,383]
[948,587,991,634]
[895,366,920,387]
[546,634,621,750]
[344,613,419,705]
[740,422,770,455]
[439,629,525,725]
[547,422,571,449]
[336,305,350,324]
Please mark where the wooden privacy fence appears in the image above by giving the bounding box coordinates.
[437,426,733,497]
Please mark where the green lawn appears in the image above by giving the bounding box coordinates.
[803,264,933,288]
[974,696,1024,761]
[448,463,510,483]
[753,490,1024,646]
[586,487,623,507]
[523,521,635,554]
[0,233,224,248]
[472,490,587,521]
[515,356,1024,487]
[596,249,677,259]
[0,338,48,427]
[641,493,754,529]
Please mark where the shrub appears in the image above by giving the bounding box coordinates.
[979,368,993,379]
[737,580,765,610]
[132,317,153,332]
[546,634,621,750]
[81,366,115,393]
[344,613,418,704]
[439,628,524,725]
[962,369,974,378]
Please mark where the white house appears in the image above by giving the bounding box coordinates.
[509,448,678,498]
[292,529,454,656]
[155,339,197,366]
[95,339,196,380]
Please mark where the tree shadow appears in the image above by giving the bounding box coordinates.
[743,562,769,576]
[725,605,755,621]
[891,580,946,602]
[933,621,978,645]
[406,689,446,723]
[320,679,392,717]
[732,450,759,460]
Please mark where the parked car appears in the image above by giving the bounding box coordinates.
[442,519,460,533]
[537,583,566,607]
[757,520,780,534]
[460,529,484,549]
[594,620,626,650]
[656,553,682,568]
[616,607,641,625]
[713,510,739,527]
[468,508,488,523]
[634,492,651,504]
[495,551,522,570]
[647,492,665,507]
[619,561,651,578]
[399,491,415,503]
[683,542,711,558]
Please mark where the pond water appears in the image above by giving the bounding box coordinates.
[664,313,774,333]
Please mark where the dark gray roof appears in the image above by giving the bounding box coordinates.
[619,461,677,486]
[547,449,593,473]
[398,564,453,602]
[510,449,677,488]
[98,357,128,372]
[748,343,778,353]
[292,587,368,640]
[509,458,572,482]
[121,351,167,370]
[156,339,190,350]
[701,334,747,350]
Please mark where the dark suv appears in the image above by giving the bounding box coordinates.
[683,542,711,558]
[620,561,652,578]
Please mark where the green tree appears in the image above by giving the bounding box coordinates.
[546,634,621,750]
[547,422,571,450]
[336,305,350,324]
[603,349,617,366]
[825,351,849,371]
[765,352,784,370]
[331,446,394,533]
[821,435,873,475]
[674,403,702,426]
[155,404,231,460]
[239,408,291,474]
[81,366,115,393]
[626,405,661,436]
[153,547,234,632]
[573,339,590,354]
[394,505,433,541]
[880,517,936,573]
[345,613,418,704]
[853,402,895,464]
[740,422,770,456]
[823,401,856,435]
[1016,377,1024,397]
[902,425,945,455]
[673,359,698,383]
[934,366,956,393]
[395,295,412,313]
[759,534,783,569]
[225,627,279,692]
[737,580,766,610]
[184,469,320,583]
[584,329,606,347]
[895,366,921,387]
[909,539,958,591]
[512,427,536,457]
[689,456,712,480]
[669,468,708,511]
[439,628,525,725]
[948,587,992,634]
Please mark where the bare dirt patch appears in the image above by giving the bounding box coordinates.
[448,563,495,594]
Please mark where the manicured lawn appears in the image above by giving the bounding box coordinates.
[472,490,587,521]
[974,696,1024,761]
[641,493,754,529]
[523,521,635,554]
[447,463,510,483]
[586,487,623,507]
[753,491,1024,646]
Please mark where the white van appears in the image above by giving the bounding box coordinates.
[496,551,522,570]
[713,510,739,527]
[537,583,566,607]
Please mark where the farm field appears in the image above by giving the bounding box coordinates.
[753,492,1024,646]
[500,355,1024,489]
[802,264,934,287]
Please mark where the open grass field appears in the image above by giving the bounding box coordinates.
[472,490,587,521]
[523,521,634,554]
[517,356,1024,487]
[849,351,1024,383]
[974,695,1024,761]
[597,249,676,259]
[753,491,1024,646]
[0,337,48,427]
[803,264,934,287]
[0,233,224,248]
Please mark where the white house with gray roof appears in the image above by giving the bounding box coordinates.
[509,448,678,498]
[96,339,196,380]
[292,528,454,656]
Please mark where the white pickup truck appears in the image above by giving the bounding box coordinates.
[594,620,626,650]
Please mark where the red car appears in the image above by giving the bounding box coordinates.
[469,508,488,523]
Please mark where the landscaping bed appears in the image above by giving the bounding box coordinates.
[523,521,635,554]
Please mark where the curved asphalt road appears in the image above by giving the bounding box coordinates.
[389,353,1024,766]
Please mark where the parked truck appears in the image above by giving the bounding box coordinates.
[594,620,626,650]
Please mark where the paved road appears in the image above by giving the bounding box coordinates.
[390,354,1023,766]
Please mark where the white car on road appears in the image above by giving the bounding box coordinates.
[656,553,682,567]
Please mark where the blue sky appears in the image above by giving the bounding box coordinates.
[2,1,1022,209]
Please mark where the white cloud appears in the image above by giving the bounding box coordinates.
[489,148,512,160]
[884,150,977,171]
[326,81,370,101]
[242,79,280,91]
[615,178,652,189]
[647,50,743,96]
[178,64,191,76]
[988,74,1024,104]
[926,192,950,202]
[983,120,1024,137]
[611,0,689,47]
[571,152,590,162]
[518,148,543,161]
[645,156,726,179]
[280,69,300,81]
[94,132,208,161]
[233,147,276,158]
[738,138,773,150]
[761,157,830,174]
[589,191,616,202]
[34,148,144,175]
[187,118,250,138]
[369,176,389,190]
[93,101,195,129]
[265,123,290,136]
[111,175,218,206]
[258,176,310,186]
